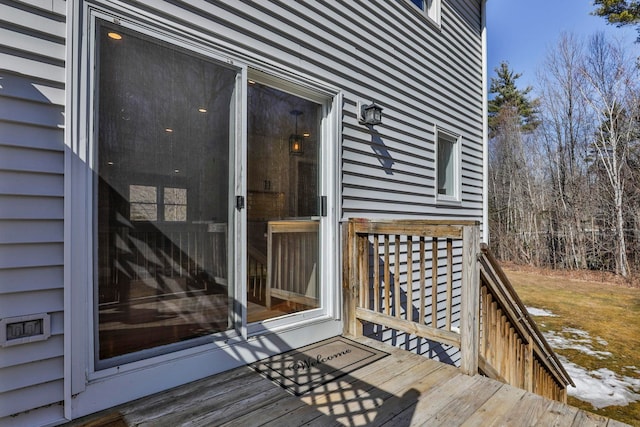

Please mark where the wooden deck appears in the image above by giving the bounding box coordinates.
[65,337,627,427]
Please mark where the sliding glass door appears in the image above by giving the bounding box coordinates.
[93,21,328,368]
[246,82,322,323]
[95,23,236,366]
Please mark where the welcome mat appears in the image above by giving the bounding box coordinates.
[250,337,389,396]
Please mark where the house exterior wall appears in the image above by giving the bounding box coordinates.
[0,1,485,425]
[0,1,68,426]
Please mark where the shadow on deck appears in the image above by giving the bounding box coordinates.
[65,336,626,427]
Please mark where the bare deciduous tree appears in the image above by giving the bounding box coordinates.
[488,32,640,279]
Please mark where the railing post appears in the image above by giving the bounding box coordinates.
[460,225,480,375]
[343,220,362,337]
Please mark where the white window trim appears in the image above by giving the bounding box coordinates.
[407,0,442,27]
[434,126,462,204]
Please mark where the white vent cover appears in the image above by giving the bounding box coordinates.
[0,313,51,347]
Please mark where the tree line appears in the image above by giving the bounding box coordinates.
[488,32,640,278]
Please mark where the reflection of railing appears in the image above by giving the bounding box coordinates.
[248,244,267,303]
[479,244,574,402]
[266,220,319,309]
[344,218,573,402]
[99,223,228,304]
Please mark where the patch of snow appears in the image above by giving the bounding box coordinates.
[543,329,612,360]
[561,357,640,409]
[624,366,640,375]
[563,327,591,338]
[526,306,557,317]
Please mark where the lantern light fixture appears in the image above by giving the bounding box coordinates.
[358,101,383,126]
[289,109,304,155]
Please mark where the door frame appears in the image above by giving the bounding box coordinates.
[243,69,339,337]
[64,1,343,420]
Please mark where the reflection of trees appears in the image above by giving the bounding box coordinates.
[248,83,319,139]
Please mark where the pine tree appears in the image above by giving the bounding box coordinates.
[593,0,640,26]
[488,62,539,137]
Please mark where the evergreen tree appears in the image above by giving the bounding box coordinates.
[488,62,539,137]
[593,0,640,26]
[487,63,540,263]
[593,0,640,41]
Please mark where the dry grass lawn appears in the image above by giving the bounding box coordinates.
[503,265,640,426]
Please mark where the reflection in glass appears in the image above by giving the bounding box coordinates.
[246,82,321,322]
[437,132,456,196]
[96,23,236,364]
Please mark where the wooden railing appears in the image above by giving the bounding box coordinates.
[343,219,573,402]
[343,218,481,375]
[479,244,574,401]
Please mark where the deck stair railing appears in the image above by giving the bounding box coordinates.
[343,218,573,402]
[479,243,574,401]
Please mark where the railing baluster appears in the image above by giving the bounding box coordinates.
[394,235,401,319]
[360,235,369,310]
[373,234,380,313]
[419,237,426,324]
[432,238,438,327]
[384,235,390,315]
[407,236,413,322]
[446,238,453,331]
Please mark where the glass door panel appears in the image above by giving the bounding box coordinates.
[95,23,237,365]
[246,82,321,322]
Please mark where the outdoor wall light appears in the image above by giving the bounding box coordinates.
[289,109,304,155]
[358,101,383,126]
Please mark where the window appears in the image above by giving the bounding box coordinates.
[164,187,187,222]
[408,0,441,25]
[436,128,460,201]
[129,185,157,221]
[129,185,187,222]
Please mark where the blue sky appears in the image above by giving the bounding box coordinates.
[486,0,640,94]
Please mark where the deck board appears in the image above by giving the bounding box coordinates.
[65,336,629,427]
[459,382,528,426]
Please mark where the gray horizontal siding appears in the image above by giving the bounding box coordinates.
[0,266,64,294]
[0,380,64,419]
[0,328,64,369]
[0,405,63,427]
[0,0,66,425]
[0,289,64,317]
[0,220,63,244]
[0,357,63,394]
[118,0,484,221]
[0,195,64,219]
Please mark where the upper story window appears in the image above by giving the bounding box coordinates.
[409,0,441,25]
[435,127,461,202]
